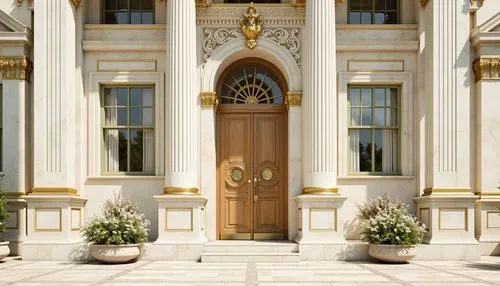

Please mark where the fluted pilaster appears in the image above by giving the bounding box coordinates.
[302,0,338,193]
[164,0,199,194]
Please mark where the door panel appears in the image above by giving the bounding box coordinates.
[218,113,252,239]
[218,110,286,240]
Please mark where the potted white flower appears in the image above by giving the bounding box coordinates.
[0,179,10,260]
[357,195,426,263]
[82,196,150,263]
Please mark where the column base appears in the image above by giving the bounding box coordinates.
[23,194,87,260]
[5,194,27,256]
[475,194,500,252]
[414,194,479,244]
[154,195,208,244]
[294,194,347,244]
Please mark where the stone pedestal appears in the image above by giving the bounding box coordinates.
[294,195,347,244]
[4,194,27,256]
[475,194,500,254]
[415,194,478,245]
[22,193,87,260]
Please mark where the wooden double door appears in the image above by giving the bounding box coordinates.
[217,105,287,240]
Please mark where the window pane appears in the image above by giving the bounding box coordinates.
[359,129,372,172]
[385,12,397,24]
[362,108,372,125]
[118,129,128,172]
[374,129,383,172]
[390,88,398,107]
[142,0,154,10]
[117,88,128,106]
[361,12,372,24]
[350,108,361,126]
[143,107,153,126]
[130,129,144,172]
[130,12,141,24]
[375,0,385,10]
[387,0,397,10]
[349,13,361,24]
[130,107,141,126]
[374,108,385,126]
[390,108,398,125]
[349,89,361,106]
[374,12,385,24]
[374,89,385,106]
[104,107,118,125]
[381,129,399,173]
[116,12,128,24]
[105,0,116,10]
[104,129,119,173]
[117,0,127,10]
[361,89,372,106]
[130,0,141,10]
[143,89,153,106]
[105,88,117,106]
[130,88,141,106]
[362,0,373,9]
[117,107,128,125]
[104,12,117,24]
[350,0,362,10]
[142,12,153,24]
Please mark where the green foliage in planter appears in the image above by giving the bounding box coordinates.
[0,179,8,241]
[357,195,426,247]
[82,196,150,245]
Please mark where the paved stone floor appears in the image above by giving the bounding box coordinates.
[0,256,499,286]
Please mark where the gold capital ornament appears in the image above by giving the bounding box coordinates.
[240,3,264,50]
[0,56,33,82]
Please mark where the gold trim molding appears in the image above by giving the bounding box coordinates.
[31,188,78,196]
[423,187,474,197]
[158,0,212,7]
[473,57,500,82]
[285,92,302,109]
[200,92,218,109]
[304,187,339,195]
[163,187,200,195]
[0,56,33,82]
[291,0,345,7]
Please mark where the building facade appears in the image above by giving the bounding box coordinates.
[0,0,499,261]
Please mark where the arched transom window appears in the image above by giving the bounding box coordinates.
[218,59,286,105]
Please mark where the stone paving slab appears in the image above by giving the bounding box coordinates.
[0,256,499,285]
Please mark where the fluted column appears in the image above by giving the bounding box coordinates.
[164,0,199,194]
[302,0,338,194]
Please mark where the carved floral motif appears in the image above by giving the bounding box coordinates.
[203,27,301,68]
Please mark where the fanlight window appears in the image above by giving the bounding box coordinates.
[218,61,285,105]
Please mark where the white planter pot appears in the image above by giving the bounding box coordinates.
[368,244,417,263]
[0,241,10,260]
[90,244,141,263]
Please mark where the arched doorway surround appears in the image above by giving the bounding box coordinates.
[200,38,303,241]
[216,58,288,240]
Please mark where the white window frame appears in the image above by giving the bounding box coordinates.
[338,72,413,177]
[88,72,165,177]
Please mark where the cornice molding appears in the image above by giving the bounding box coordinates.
[291,0,345,7]
[473,57,500,82]
[158,0,212,7]
[197,6,305,27]
[0,56,33,82]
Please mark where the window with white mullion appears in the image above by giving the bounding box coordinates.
[102,86,155,175]
[348,86,400,175]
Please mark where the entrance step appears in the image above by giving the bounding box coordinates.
[203,240,298,253]
[201,241,300,263]
[201,252,300,263]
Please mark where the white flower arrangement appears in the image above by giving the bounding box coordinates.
[357,195,426,247]
[82,196,150,245]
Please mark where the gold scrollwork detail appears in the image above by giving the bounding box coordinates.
[200,92,218,109]
[285,92,302,109]
[240,3,264,50]
[473,57,500,82]
[0,56,33,82]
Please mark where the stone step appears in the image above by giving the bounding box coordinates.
[203,241,299,254]
[201,252,301,263]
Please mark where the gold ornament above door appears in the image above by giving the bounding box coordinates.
[240,4,264,50]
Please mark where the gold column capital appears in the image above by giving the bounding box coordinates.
[473,57,500,82]
[163,187,200,195]
[291,0,345,7]
[0,56,33,82]
[70,0,81,8]
[200,92,218,109]
[419,0,430,8]
[285,91,302,109]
